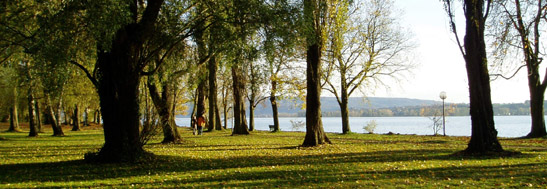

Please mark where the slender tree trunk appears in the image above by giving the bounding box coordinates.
[8,86,20,132]
[339,67,350,134]
[340,91,350,134]
[270,98,280,132]
[223,100,228,130]
[208,55,218,131]
[35,100,42,133]
[72,104,81,131]
[231,66,249,135]
[270,81,280,132]
[249,99,255,132]
[83,107,89,126]
[461,0,503,154]
[28,88,38,137]
[45,94,64,136]
[148,82,182,144]
[215,103,222,130]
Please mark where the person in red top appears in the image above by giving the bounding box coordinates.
[196,116,206,135]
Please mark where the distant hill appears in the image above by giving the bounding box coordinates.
[179,97,544,117]
[253,97,439,117]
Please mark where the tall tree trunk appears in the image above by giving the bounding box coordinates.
[527,79,547,137]
[83,107,89,126]
[223,99,228,130]
[35,100,42,133]
[249,99,255,132]
[340,91,350,134]
[45,94,64,136]
[215,103,222,130]
[461,0,503,154]
[519,0,547,138]
[72,104,80,131]
[148,82,182,144]
[231,66,249,135]
[9,106,21,132]
[340,67,350,134]
[270,80,280,132]
[208,55,218,131]
[302,0,330,146]
[8,86,20,132]
[196,80,207,123]
[28,88,38,137]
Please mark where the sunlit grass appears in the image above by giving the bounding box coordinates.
[0,125,545,188]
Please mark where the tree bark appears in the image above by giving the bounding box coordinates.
[72,104,80,131]
[231,66,249,135]
[340,92,350,134]
[83,107,89,126]
[302,43,330,146]
[461,0,504,154]
[249,98,255,132]
[302,0,330,146]
[196,80,207,123]
[8,86,20,132]
[27,88,38,137]
[214,103,222,130]
[527,80,547,137]
[148,81,182,144]
[45,94,65,136]
[35,100,42,133]
[270,98,280,132]
[85,0,164,163]
[8,86,21,132]
[208,55,218,131]
[270,80,280,132]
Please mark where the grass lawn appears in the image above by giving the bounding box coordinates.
[0,123,546,188]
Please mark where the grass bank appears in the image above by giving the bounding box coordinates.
[0,124,546,188]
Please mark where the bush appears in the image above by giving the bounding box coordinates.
[363,120,377,134]
[290,120,305,131]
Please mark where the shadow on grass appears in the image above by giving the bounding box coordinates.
[0,148,537,187]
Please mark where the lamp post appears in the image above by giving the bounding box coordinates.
[439,91,447,136]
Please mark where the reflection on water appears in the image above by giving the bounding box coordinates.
[175,115,540,138]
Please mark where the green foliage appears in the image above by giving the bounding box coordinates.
[0,126,545,188]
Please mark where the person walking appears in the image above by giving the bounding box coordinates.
[196,116,206,135]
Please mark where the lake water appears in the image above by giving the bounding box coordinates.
[175,115,541,138]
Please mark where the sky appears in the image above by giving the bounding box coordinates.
[367,0,534,104]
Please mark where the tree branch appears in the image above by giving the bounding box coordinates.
[70,60,99,88]
[489,64,526,81]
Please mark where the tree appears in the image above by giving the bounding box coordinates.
[323,0,415,134]
[228,0,264,135]
[443,0,505,155]
[0,64,22,132]
[302,0,331,146]
[489,0,547,138]
[262,0,302,132]
[77,0,167,162]
[247,57,268,132]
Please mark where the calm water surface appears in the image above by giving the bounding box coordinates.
[176,115,541,138]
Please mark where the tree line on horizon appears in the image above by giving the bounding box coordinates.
[1,0,546,162]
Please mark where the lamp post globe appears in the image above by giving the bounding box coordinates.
[440,91,447,100]
[439,91,447,136]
